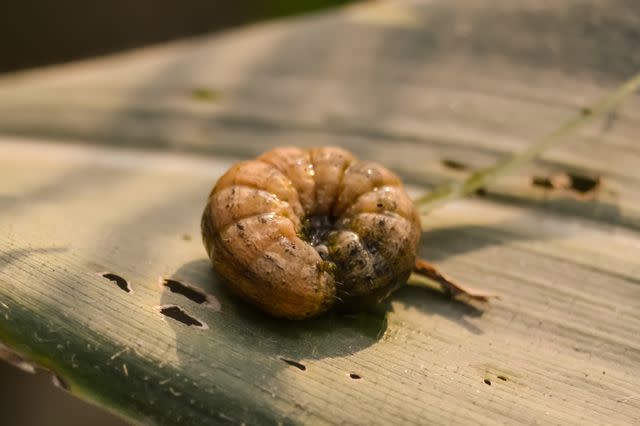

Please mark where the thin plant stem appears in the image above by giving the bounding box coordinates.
[414,71,640,217]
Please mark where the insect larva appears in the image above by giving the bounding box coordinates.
[201,146,421,319]
[200,73,640,320]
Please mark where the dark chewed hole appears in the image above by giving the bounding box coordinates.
[567,173,600,194]
[531,173,600,195]
[100,273,131,293]
[484,378,492,386]
[280,357,306,371]
[349,373,362,380]
[159,305,206,329]
[442,159,470,171]
[531,176,555,189]
[162,279,207,304]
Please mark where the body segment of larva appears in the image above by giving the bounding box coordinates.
[201,147,422,319]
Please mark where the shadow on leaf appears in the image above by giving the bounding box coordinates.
[164,259,387,362]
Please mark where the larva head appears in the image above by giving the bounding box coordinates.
[201,146,422,319]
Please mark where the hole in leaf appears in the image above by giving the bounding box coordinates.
[349,373,362,380]
[484,378,492,386]
[100,273,131,293]
[442,159,470,171]
[279,357,306,371]
[567,173,600,194]
[531,176,555,189]
[162,279,207,304]
[158,305,207,329]
[531,173,601,196]
[497,375,508,381]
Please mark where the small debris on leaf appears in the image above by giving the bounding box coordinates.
[190,88,219,102]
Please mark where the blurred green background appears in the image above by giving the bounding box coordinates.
[1,0,353,73]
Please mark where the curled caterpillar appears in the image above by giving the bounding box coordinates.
[202,73,640,319]
[201,146,421,320]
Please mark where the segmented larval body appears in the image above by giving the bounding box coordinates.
[201,146,421,319]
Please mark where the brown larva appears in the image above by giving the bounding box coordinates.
[201,72,640,319]
[201,146,422,319]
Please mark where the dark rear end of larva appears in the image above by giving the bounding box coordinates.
[201,147,421,319]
